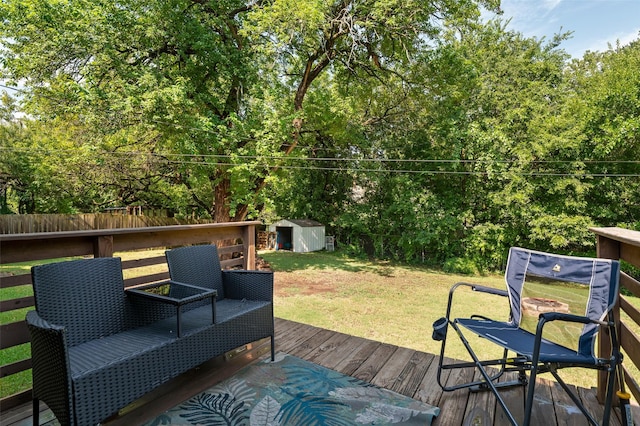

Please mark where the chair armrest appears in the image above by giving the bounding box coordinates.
[222,270,273,301]
[539,311,593,325]
[450,282,508,297]
[26,309,66,333]
[445,282,509,322]
[26,310,74,425]
[470,284,509,297]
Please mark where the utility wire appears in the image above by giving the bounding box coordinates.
[2,148,639,177]
[1,146,639,165]
[2,84,639,177]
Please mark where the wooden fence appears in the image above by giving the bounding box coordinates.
[0,213,214,234]
[591,227,640,404]
[0,222,259,412]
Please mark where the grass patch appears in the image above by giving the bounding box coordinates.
[261,249,632,390]
[264,250,508,356]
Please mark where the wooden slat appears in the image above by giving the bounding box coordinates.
[493,371,527,426]
[393,351,435,397]
[435,357,473,426]
[622,364,640,408]
[620,272,640,298]
[620,322,640,371]
[0,274,31,289]
[286,328,336,359]
[0,222,260,265]
[217,244,244,255]
[333,339,381,376]
[464,370,500,426]
[0,359,31,378]
[0,321,29,350]
[0,296,34,312]
[220,257,244,269]
[414,355,448,408]
[620,294,640,327]
[111,227,248,256]
[303,331,352,365]
[591,227,640,250]
[316,334,370,371]
[0,236,95,264]
[0,390,32,413]
[368,346,416,392]
[123,272,170,287]
[272,320,322,354]
[577,386,621,426]
[351,342,397,383]
[621,243,640,269]
[121,256,166,270]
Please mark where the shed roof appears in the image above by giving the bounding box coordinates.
[283,219,324,227]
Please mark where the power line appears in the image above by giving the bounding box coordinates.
[2,146,639,165]
[2,85,638,176]
[69,153,640,178]
[0,84,23,93]
[2,147,639,177]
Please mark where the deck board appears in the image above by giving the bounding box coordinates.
[464,371,497,426]
[1,318,633,426]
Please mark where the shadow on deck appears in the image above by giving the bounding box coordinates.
[2,318,637,426]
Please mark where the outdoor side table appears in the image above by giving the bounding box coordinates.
[126,281,217,337]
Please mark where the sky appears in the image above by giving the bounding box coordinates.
[484,0,640,57]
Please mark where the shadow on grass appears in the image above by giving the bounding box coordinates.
[259,249,425,277]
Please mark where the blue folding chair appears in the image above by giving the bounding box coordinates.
[433,247,622,425]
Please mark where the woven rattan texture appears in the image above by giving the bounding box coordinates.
[166,245,225,299]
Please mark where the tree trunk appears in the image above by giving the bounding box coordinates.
[213,172,231,223]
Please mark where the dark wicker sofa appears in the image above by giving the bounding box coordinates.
[27,251,274,426]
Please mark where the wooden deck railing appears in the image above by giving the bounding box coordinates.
[591,227,640,404]
[0,222,259,412]
[1,224,637,413]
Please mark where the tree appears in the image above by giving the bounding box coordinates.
[566,40,640,230]
[0,0,499,220]
[322,20,588,266]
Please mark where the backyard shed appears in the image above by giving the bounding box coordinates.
[268,219,325,253]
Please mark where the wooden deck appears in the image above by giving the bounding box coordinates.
[2,318,636,425]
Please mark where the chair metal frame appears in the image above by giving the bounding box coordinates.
[433,247,622,426]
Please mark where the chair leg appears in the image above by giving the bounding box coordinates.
[602,362,619,426]
[271,334,275,361]
[32,398,39,426]
[550,369,600,426]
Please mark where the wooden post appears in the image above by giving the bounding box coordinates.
[595,234,620,404]
[94,235,114,258]
[243,223,256,270]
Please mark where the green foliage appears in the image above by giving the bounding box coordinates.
[0,0,638,268]
[443,257,478,275]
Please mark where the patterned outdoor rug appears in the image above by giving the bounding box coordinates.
[144,352,440,425]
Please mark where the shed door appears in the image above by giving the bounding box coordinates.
[276,226,293,250]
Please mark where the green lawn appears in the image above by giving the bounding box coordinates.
[261,250,631,391]
[263,250,509,356]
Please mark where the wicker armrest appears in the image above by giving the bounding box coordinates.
[26,309,65,333]
[222,270,273,301]
[26,310,74,426]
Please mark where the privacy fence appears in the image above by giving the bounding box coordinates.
[0,213,213,234]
